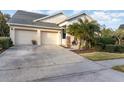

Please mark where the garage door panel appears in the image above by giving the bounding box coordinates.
[15,30,37,45]
[41,32,58,45]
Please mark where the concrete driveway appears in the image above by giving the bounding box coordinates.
[0,45,124,82]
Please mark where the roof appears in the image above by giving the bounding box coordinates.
[33,11,65,22]
[119,24,124,29]
[59,13,93,24]
[66,13,87,21]
[8,10,61,29]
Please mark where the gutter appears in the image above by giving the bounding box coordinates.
[7,23,63,30]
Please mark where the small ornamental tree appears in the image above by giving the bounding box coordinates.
[0,11,10,37]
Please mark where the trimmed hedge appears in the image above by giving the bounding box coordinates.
[96,37,116,45]
[95,37,116,50]
[0,37,13,49]
[105,45,124,53]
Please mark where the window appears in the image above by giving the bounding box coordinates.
[62,29,66,39]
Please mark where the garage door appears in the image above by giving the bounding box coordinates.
[41,32,58,45]
[15,30,37,45]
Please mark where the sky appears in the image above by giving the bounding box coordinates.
[1,10,124,30]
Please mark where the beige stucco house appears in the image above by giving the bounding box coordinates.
[8,10,93,48]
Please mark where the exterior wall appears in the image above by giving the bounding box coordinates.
[39,14,67,24]
[37,29,41,45]
[62,39,66,46]
[10,26,62,46]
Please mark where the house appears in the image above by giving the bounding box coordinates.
[8,10,93,48]
[119,24,124,29]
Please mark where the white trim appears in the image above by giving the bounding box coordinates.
[8,23,63,30]
[33,11,65,22]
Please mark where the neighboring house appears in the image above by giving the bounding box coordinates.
[119,24,124,29]
[8,10,93,48]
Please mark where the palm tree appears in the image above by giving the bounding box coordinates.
[67,22,85,49]
[67,18,100,50]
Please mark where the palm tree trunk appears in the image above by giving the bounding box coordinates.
[78,39,82,50]
[119,39,121,45]
[117,37,121,45]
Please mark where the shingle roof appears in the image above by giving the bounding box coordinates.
[8,10,61,29]
[119,24,124,29]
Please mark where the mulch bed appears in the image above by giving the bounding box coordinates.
[0,48,5,54]
[60,45,70,49]
[71,48,97,54]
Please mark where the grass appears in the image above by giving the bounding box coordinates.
[112,65,124,72]
[80,52,124,61]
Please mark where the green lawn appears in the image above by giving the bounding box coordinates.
[112,65,124,72]
[80,52,124,61]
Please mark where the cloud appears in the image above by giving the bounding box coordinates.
[111,18,121,22]
[26,10,62,15]
[111,13,124,17]
[25,10,44,14]
[72,10,82,14]
[45,10,61,15]
[91,11,111,21]
[90,11,123,23]
[90,11,124,29]
[91,11,124,22]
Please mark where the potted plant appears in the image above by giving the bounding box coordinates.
[31,40,37,45]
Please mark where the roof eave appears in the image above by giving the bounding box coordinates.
[8,23,63,30]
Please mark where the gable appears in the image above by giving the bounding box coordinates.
[34,13,67,24]
[59,13,94,26]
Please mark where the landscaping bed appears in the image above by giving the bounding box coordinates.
[71,48,96,54]
[0,48,5,54]
[112,65,124,72]
[0,37,13,54]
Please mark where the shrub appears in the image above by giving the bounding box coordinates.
[0,44,2,48]
[9,38,13,47]
[31,40,37,45]
[96,37,116,45]
[105,44,115,52]
[95,37,116,50]
[115,45,124,53]
[0,37,13,49]
[105,44,124,53]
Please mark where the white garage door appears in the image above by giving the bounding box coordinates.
[41,32,58,45]
[15,30,37,45]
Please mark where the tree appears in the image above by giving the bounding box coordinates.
[0,11,10,37]
[67,22,85,49]
[114,29,124,45]
[67,18,100,50]
[101,28,114,37]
